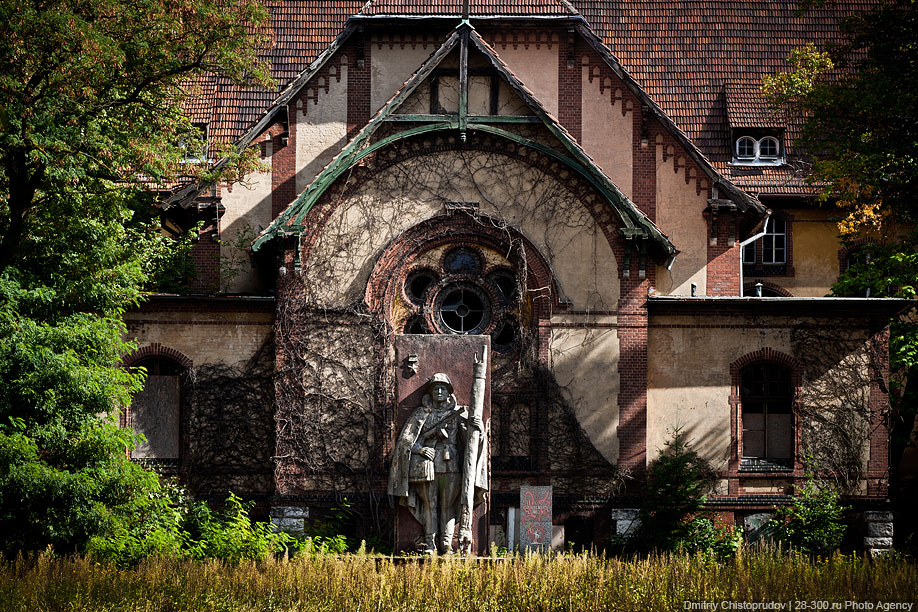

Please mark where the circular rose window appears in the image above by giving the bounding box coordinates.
[399,246,521,351]
[434,284,491,334]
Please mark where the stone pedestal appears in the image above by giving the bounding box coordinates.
[393,334,491,554]
[863,510,893,556]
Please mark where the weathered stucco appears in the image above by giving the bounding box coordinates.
[125,308,274,366]
[371,38,440,114]
[220,159,273,293]
[296,61,349,195]
[580,66,633,198]
[647,315,794,466]
[653,146,709,296]
[779,210,841,297]
[549,317,620,463]
[492,43,559,117]
[301,149,620,312]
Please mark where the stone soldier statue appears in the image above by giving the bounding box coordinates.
[388,373,488,554]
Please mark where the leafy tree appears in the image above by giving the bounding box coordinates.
[763,0,918,534]
[770,476,848,556]
[0,0,272,553]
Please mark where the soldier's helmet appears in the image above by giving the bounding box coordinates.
[426,373,454,394]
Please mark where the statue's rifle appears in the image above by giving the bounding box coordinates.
[458,344,487,554]
[418,404,463,440]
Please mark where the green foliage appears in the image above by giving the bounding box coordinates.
[770,476,848,556]
[183,494,292,564]
[0,0,273,556]
[638,427,742,555]
[764,0,918,235]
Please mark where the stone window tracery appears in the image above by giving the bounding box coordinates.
[398,245,522,352]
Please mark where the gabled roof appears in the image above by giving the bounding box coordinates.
[574,0,875,194]
[175,1,873,203]
[254,22,675,259]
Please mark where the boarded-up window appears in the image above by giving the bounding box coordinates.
[741,363,793,467]
[130,358,183,459]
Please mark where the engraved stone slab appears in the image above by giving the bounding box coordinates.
[519,485,552,553]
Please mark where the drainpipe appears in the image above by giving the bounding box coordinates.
[738,210,772,297]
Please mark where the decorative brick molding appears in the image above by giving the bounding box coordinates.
[742,280,794,297]
[302,57,346,110]
[122,343,193,369]
[487,30,560,50]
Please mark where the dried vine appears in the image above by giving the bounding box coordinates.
[791,322,886,495]
[185,336,276,497]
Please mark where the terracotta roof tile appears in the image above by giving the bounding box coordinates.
[359,0,577,16]
[577,0,873,193]
[193,0,873,197]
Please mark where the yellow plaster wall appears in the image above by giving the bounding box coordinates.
[580,67,633,198]
[371,39,440,114]
[779,210,841,297]
[549,318,620,463]
[647,317,794,466]
[295,62,349,196]
[491,44,559,117]
[125,309,274,367]
[653,148,709,296]
[219,136,274,293]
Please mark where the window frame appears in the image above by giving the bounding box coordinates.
[729,350,802,482]
[742,212,793,276]
[731,134,784,165]
[739,363,794,468]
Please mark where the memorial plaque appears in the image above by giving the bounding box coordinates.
[519,485,552,552]
[391,335,491,554]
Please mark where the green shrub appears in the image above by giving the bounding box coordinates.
[770,476,848,556]
[638,427,741,555]
[183,493,291,564]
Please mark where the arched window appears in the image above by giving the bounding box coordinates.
[129,357,185,461]
[740,363,793,468]
[759,136,780,159]
[736,136,756,159]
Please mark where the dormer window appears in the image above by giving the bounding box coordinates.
[733,135,782,165]
[736,136,756,159]
[759,136,780,159]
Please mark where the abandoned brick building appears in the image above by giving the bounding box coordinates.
[123,0,907,552]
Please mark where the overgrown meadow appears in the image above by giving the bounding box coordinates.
[2,549,916,612]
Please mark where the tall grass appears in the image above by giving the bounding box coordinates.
[1,549,916,611]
